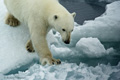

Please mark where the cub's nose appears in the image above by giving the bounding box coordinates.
[64,40,70,44]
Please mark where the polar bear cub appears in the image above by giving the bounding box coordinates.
[4,0,76,65]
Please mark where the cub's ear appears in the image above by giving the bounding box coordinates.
[71,12,76,18]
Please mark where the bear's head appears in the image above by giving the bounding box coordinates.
[48,12,76,44]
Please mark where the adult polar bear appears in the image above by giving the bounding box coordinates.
[4,0,76,65]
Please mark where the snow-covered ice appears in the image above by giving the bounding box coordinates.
[0,0,120,80]
[76,38,111,58]
[1,63,120,80]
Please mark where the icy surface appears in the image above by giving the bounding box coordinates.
[0,0,39,74]
[76,38,108,58]
[0,0,120,80]
[1,63,120,80]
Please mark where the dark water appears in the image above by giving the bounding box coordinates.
[59,0,106,24]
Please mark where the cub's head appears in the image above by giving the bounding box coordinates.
[48,12,76,44]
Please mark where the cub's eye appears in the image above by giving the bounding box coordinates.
[62,29,66,31]
[71,30,73,32]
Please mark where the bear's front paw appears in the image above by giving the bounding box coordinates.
[40,57,61,66]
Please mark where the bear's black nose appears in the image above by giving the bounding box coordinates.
[64,40,70,44]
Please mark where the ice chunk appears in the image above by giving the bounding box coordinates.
[50,37,114,59]
[76,38,106,58]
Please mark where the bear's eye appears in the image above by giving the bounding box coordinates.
[71,30,73,32]
[54,15,58,20]
[62,29,66,31]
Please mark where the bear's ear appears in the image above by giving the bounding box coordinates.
[54,15,58,20]
[71,12,76,18]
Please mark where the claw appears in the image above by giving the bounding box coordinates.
[41,58,61,66]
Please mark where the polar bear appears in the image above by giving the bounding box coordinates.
[4,0,76,65]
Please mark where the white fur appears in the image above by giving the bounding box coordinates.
[4,0,76,65]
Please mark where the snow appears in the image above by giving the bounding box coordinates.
[0,0,120,80]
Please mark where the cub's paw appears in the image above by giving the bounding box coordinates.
[5,13,20,27]
[26,40,35,52]
[41,57,61,66]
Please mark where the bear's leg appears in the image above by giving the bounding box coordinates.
[32,36,61,65]
[5,13,20,27]
[32,35,61,65]
[29,22,61,65]
[26,39,35,52]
